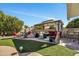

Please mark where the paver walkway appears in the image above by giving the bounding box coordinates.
[0,46,19,56]
[19,52,42,56]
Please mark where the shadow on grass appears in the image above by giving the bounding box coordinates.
[12,39,54,53]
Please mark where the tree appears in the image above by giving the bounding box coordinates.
[24,25,28,28]
[0,11,24,35]
[66,18,79,28]
[66,21,74,28]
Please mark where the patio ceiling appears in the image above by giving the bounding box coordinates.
[67,3,79,20]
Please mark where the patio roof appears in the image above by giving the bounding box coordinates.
[67,3,79,20]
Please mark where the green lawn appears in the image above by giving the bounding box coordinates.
[0,39,14,47]
[0,39,78,56]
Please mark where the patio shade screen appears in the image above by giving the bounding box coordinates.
[67,3,79,20]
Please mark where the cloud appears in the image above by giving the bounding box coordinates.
[9,10,56,19]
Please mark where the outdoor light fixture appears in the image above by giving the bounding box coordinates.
[19,46,23,52]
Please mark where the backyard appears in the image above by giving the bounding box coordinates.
[0,38,78,56]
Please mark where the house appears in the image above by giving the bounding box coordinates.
[33,19,63,32]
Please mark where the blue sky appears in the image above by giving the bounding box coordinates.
[0,3,68,27]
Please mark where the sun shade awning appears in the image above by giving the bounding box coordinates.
[67,3,79,20]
